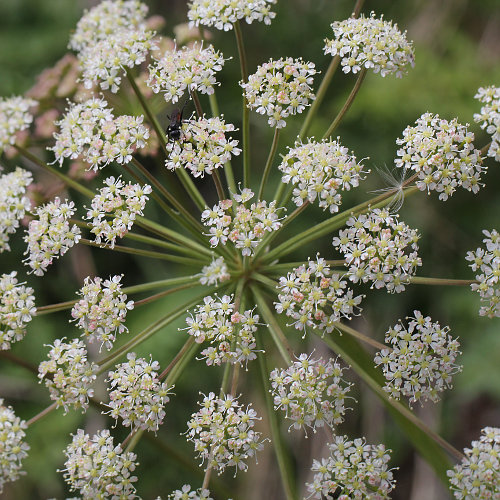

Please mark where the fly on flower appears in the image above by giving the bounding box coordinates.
[166,102,189,142]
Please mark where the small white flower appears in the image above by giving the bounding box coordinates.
[199,257,230,286]
[474,85,500,161]
[0,96,37,153]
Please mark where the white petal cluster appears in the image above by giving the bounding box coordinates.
[62,428,138,499]
[199,257,230,286]
[69,0,155,93]
[306,435,395,499]
[0,400,30,494]
[270,354,352,433]
[447,427,499,499]
[85,176,151,248]
[0,272,36,350]
[51,97,149,171]
[186,392,265,474]
[105,352,171,432]
[374,311,461,406]
[324,12,414,78]
[0,96,37,153]
[332,208,421,293]
[38,338,98,413]
[23,198,81,276]
[188,0,277,31]
[465,229,500,318]
[165,116,241,178]
[474,86,500,161]
[168,485,213,500]
[241,57,317,128]
[183,294,260,367]
[201,189,282,256]
[275,255,364,334]
[279,138,368,213]
[148,43,226,104]
[395,113,485,201]
[71,275,134,351]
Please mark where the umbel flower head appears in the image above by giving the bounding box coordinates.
[465,229,500,318]
[279,138,368,213]
[168,484,213,500]
[324,12,415,78]
[374,311,461,406]
[0,96,37,153]
[306,435,396,499]
[447,427,499,499]
[474,85,500,161]
[38,338,98,413]
[199,257,230,286]
[241,57,317,128]
[332,208,422,293]
[0,271,36,351]
[269,353,352,433]
[394,113,485,201]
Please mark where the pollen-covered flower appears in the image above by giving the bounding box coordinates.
[199,257,230,286]
[394,113,485,201]
[187,0,277,31]
[105,352,171,432]
[374,311,461,406]
[0,272,36,351]
[201,189,283,256]
[186,392,265,474]
[275,255,364,334]
[182,294,260,367]
[0,96,37,153]
[324,12,415,78]
[148,43,226,104]
[0,399,30,494]
[62,428,139,499]
[306,435,395,499]
[23,198,81,276]
[474,85,500,161]
[168,485,213,500]
[84,176,152,248]
[165,116,241,177]
[241,57,317,128]
[279,138,368,213]
[38,338,98,413]
[50,97,149,170]
[71,275,134,351]
[447,427,499,499]
[465,229,499,318]
[270,354,352,433]
[332,208,421,293]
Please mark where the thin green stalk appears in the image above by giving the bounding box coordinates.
[133,283,200,308]
[258,260,346,274]
[208,92,220,116]
[165,340,199,388]
[410,277,477,286]
[334,322,388,351]
[27,402,58,427]
[159,337,195,381]
[212,169,226,200]
[0,351,39,375]
[480,141,492,156]
[273,181,289,208]
[190,88,204,117]
[352,0,366,17]
[258,128,280,200]
[176,168,207,210]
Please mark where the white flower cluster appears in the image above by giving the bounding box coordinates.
[0,96,37,153]
[447,427,499,500]
[199,257,230,286]
[201,189,282,256]
[38,338,98,414]
[69,0,155,93]
[105,352,171,432]
[279,138,368,213]
[374,311,461,406]
[23,198,81,276]
[0,400,30,494]
[183,294,259,367]
[275,255,364,334]
[62,428,138,499]
[241,57,317,128]
[186,392,265,474]
[187,0,277,31]
[474,86,500,161]
[0,168,32,252]
[466,229,499,318]
[148,43,226,104]
[85,176,152,248]
[324,12,415,78]
[165,116,241,178]
[306,435,395,499]
[168,485,213,500]
[332,208,421,293]
[51,97,149,171]
[71,275,134,351]
[395,113,485,201]
[0,272,36,351]
[269,354,352,433]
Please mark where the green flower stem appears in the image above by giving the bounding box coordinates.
[165,338,200,387]
[123,429,142,453]
[212,169,226,200]
[273,181,288,208]
[258,128,280,200]
[334,322,389,352]
[190,88,204,117]
[410,276,478,286]
[159,337,195,381]
[0,351,39,375]
[208,92,220,116]
[176,168,207,210]
[480,141,492,156]
[26,402,58,427]
[352,0,366,17]
[322,68,367,139]
[133,283,201,308]
[258,260,346,274]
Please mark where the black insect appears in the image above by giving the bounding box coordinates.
[166,107,185,142]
